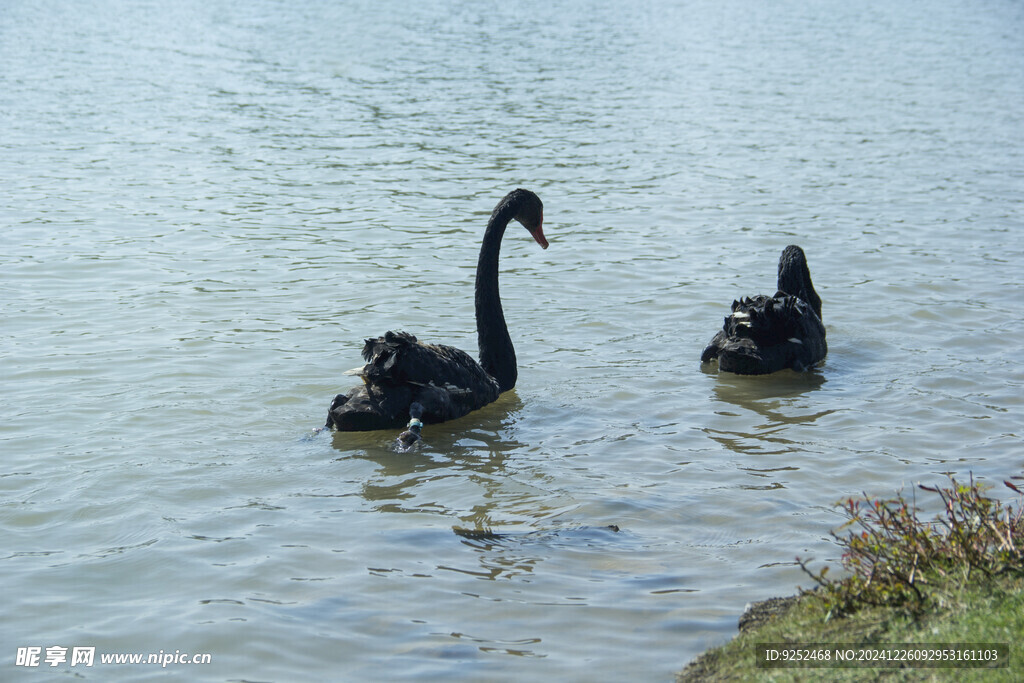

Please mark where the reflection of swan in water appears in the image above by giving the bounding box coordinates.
[328,391,627,582]
[334,391,536,509]
[708,367,827,408]
[701,371,833,463]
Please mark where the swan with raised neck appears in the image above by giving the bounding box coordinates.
[325,188,547,433]
[476,188,546,393]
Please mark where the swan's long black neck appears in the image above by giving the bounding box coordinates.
[475,203,517,393]
[777,245,822,320]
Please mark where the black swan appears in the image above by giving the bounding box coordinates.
[326,189,547,431]
[700,245,826,374]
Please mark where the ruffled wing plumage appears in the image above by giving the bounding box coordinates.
[701,294,826,374]
[326,331,500,431]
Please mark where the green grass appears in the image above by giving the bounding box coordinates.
[678,475,1024,682]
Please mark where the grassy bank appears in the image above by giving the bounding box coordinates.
[679,475,1024,682]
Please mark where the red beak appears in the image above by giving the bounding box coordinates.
[529,222,549,249]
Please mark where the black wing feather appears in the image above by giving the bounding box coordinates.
[702,294,826,374]
[327,330,500,430]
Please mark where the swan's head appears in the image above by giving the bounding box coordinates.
[503,188,547,249]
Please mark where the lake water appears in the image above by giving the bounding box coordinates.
[2,0,1022,679]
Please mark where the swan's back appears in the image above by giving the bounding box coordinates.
[724,295,819,347]
[326,331,501,430]
[361,331,500,401]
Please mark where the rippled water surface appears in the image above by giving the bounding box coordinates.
[3,0,1023,679]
